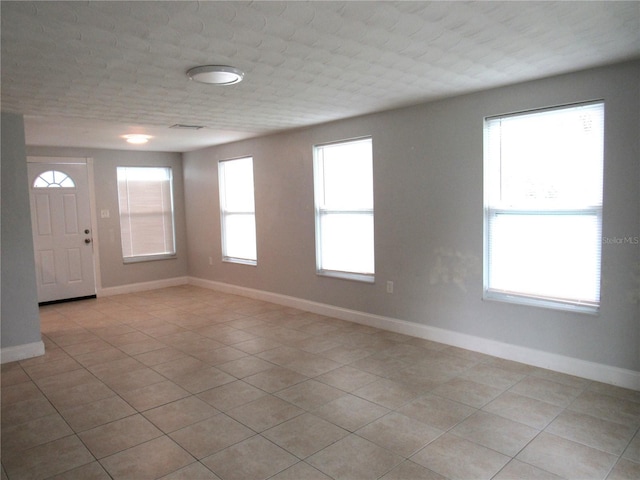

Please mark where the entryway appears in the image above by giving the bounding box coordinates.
[27,158,96,303]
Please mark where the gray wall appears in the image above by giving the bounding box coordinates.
[26,147,188,289]
[1,113,41,350]
[183,61,640,372]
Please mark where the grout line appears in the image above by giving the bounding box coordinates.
[3,285,639,480]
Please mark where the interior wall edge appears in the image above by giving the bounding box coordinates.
[0,341,45,364]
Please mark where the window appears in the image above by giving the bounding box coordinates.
[218,157,257,265]
[484,101,604,313]
[33,170,75,188]
[314,137,374,282]
[117,166,176,262]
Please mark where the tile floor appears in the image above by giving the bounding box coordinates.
[1,285,639,480]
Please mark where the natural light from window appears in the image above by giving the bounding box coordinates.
[314,138,374,281]
[219,157,257,264]
[484,102,604,313]
[33,170,75,188]
[117,166,176,262]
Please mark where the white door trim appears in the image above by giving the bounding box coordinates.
[86,158,102,296]
[27,156,101,299]
[27,156,88,165]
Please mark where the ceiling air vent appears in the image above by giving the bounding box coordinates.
[170,124,205,130]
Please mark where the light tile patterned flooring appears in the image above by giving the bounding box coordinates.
[1,285,639,480]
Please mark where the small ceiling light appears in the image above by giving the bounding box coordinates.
[187,65,244,85]
[123,134,152,144]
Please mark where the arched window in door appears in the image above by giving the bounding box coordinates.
[33,170,75,188]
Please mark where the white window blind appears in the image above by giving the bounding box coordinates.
[484,101,604,313]
[117,167,176,262]
[219,157,257,264]
[314,137,375,282]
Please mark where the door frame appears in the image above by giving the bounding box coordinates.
[27,156,102,297]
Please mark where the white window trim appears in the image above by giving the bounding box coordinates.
[482,101,604,315]
[123,252,177,264]
[218,157,257,266]
[316,268,375,283]
[117,166,177,263]
[313,137,375,283]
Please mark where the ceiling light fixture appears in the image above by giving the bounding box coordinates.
[187,65,244,85]
[122,134,152,144]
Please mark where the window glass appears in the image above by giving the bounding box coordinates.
[314,138,374,281]
[219,157,257,264]
[319,141,374,209]
[484,102,604,313]
[33,170,75,188]
[117,166,176,262]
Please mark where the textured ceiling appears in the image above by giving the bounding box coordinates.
[2,1,639,152]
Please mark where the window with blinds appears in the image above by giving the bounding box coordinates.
[314,137,375,282]
[218,157,257,265]
[117,166,176,262]
[483,101,604,313]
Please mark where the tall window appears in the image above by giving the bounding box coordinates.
[484,101,604,313]
[314,137,374,282]
[218,157,257,265]
[117,166,176,262]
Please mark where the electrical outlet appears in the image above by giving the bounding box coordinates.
[100,209,110,218]
[386,281,394,294]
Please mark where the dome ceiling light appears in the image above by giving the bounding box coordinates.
[187,65,244,85]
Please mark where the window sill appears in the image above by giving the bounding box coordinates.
[483,289,600,315]
[123,253,176,264]
[223,257,257,266]
[317,269,375,284]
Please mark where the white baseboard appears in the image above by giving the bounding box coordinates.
[189,277,640,391]
[98,276,189,297]
[1,340,45,364]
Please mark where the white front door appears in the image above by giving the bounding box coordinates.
[28,161,96,303]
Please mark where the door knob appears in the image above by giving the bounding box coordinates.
[84,238,91,244]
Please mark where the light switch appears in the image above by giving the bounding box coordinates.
[386,281,394,294]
